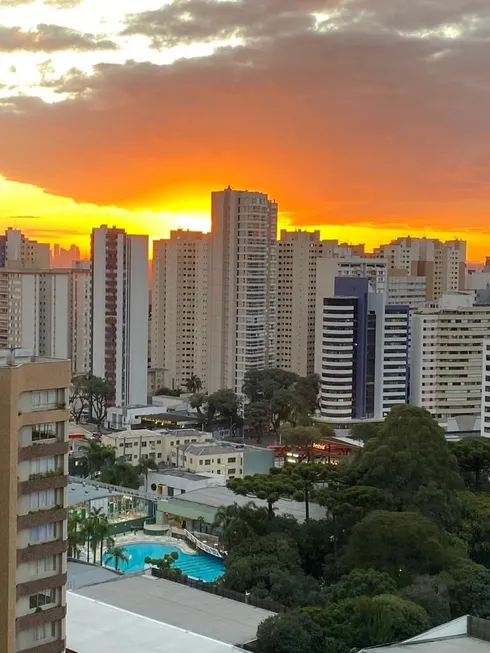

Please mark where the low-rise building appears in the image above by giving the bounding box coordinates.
[101,428,212,466]
[172,441,274,479]
[146,469,225,497]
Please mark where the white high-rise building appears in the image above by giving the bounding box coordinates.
[411,293,490,424]
[387,273,427,309]
[151,230,209,391]
[208,188,277,394]
[70,260,92,375]
[375,237,466,301]
[0,228,50,269]
[0,269,70,358]
[91,225,149,406]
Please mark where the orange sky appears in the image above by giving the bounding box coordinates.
[1,1,490,261]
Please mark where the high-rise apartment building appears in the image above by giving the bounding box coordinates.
[51,244,81,269]
[70,261,92,376]
[0,270,71,359]
[0,229,50,270]
[151,231,209,390]
[482,339,490,437]
[375,237,466,301]
[411,292,490,424]
[387,271,427,309]
[91,225,149,407]
[315,277,409,422]
[208,188,277,394]
[0,349,70,653]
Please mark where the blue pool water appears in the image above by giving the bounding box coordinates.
[104,542,225,582]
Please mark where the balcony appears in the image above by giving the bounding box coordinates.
[17,538,67,564]
[17,638,65,653]
[18,474,68,496]
[16,572,67,600]
[16,605,66,633]
[18,507,67,531]
[19,440,69,462]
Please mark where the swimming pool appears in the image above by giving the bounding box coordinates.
[104,542,225,582]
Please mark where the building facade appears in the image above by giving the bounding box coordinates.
[91,226,149,407]
[207,188,277,394]
[375,237,466,301]
[172,441,274,479]
[387,272,427,309]
[70,261,92,376]
[411,294,490,424]
[482,339,490,437]
[151,231,209,391]
[0,350,70,653]
[0,229,50,270]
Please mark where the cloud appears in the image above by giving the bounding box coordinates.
[1,0,490,232]
[0,24,117,52]
[0,0,83,6]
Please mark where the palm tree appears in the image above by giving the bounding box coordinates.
[136,457,158,491]
[96,514,111,565]
[212,501,260,549]
[105,546,129,572]
[68,509,86,559]
[79,440,115,477]
[184,374,202,394]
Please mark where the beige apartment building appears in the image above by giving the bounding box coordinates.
[207,188,278,394]
[277,231,370,376]
[102,428,211,466]
[0,350,70,653]
[375,237,466,301]
[0,229,50,270]
[411,293,490,424]
[151,231,209,391]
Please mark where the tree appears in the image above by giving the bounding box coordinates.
[145,551,183,577]
[256,612,326,653]
[303,594,430,650]
[242,368,299,403]
[451,437,490,491]
[281,425,322,462]
[350,422,381,441]
[228,474,291,519]
[271,463,330,521]
[206,388,241,424]
[155,387,181,397]
[79,440,115,477]
[189,392,207,417]
[458,491,490,566]
[244,400,270,443]
[349,405,462,528]
[446,560,490,619]
[137,457,158,491]
[184,374,202,394]
[343,511,459,586]
[100,460,140,489]
[69,375,89,423]
[84,376,114,431]
[68,509,86,559]
[326,568,397,602]
[213,501,268,549]
[398,575,451,626]
[293,374,320,417]
[105,545,129,572]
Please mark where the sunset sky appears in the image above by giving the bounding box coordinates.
[1,0,490,259]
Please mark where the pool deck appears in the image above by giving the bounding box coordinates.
[79,532,196,565]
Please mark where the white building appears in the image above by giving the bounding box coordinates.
[411,293,490,424]
[387,273,427,309]
[277,231,366,376]
[482,339,490,437]
[91,225,149,407]
[315,275,409,422]
[70,261,92,375]
[0,228,50,269]
[375,237,466,301]
[0,268,71,358]
[151,230,209,391]
[207,188,277,394]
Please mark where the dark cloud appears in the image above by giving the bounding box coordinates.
[0,24,117,52]
[1,0,490,232]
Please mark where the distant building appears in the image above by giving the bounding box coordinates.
[51,243,81,268]
[207,188,278,394]
[91,225,149,407]
[70,261,92,375]
[411,293,490,425]
[151,230,209,391]
[0,228,50,269]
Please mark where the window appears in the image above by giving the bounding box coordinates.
[29,588,56,610]
[31,523,55,543]
[157,453,162,458]
[31,390,63,410]
[29,556,56,576]
[217,458,221,464]
[141,441,147,447]
[228,457,236,463]
[205,459,211,466]
[30,490,56,511]
[228,468,236,475]
[32,622,57,642]
[30,457,56,475]
[199,460,203,466]
[32,423,58,442]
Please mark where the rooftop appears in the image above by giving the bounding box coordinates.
[153,469,215,482]
[0,349,68,367]
[67,592,245,653]
[67,482,127,505]
[67,560,120,591]
[72,574,274,647]
[176,443,247,456]
[166,485,325,522]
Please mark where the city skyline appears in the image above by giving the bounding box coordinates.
[1,1,490,259]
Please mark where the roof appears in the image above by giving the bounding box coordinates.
[142,413,202,424]
[176,443,246,456]
[153,469,214,482]
[72,574,274,646]
[364,637,490,653]
[68,482,122,505]
[67,592,245,653]
[166,485,325,522]
[67,560,120,590]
